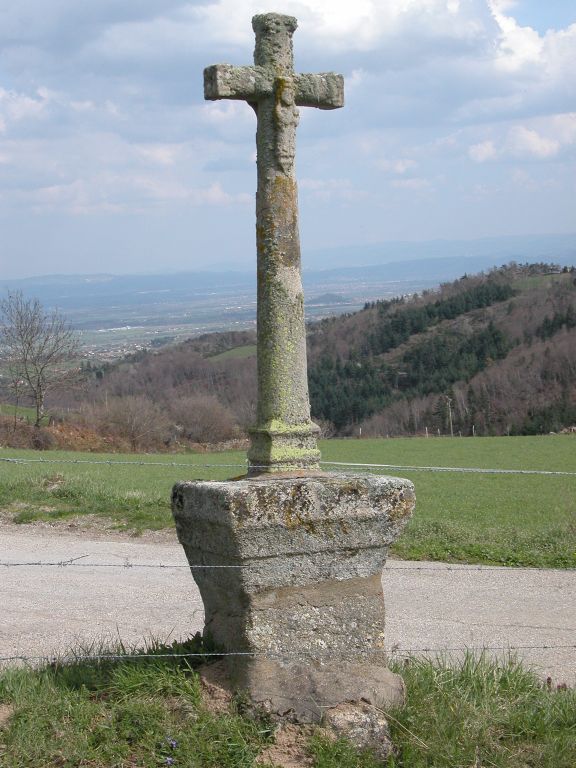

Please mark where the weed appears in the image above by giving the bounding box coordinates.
[383,652,576,767]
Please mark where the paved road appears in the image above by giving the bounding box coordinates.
[1,526,574,685]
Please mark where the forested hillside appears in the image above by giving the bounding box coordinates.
[307,263,576,436]
[2,262,575,450]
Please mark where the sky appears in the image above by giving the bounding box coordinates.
[0,0,575,279]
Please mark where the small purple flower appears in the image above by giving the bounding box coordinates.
[165,758,175,766]
[167,738,178,750]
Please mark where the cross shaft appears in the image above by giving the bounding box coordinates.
[204,13,344,473]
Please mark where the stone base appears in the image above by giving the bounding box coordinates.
[240,658,404,722]
[171,472,414,722]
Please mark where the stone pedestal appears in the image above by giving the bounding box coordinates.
[172,472,414,722]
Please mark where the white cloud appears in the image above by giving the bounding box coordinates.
[0,87,51,130]
[83,0,496,64]
[135,143,183,166]
[469,140,497,162]
[15,170,251,214]
[490,2,544,71]
[201,101,253,128]
[379,158,417,174]
[507,125,560,158]
[347,69,367,92]
[127,176,251,206]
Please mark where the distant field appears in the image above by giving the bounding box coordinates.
[209,344,256,360]
[1,435,574,567]
[0,403,48,425]
[0,404,34,419]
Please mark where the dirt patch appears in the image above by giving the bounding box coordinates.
[0,704,14,730]
[256,724,314,768]
[197,661,233,714]
[196,662,315,767]
[0,511,177,544]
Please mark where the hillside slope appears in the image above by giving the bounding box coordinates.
[307,263,576,435]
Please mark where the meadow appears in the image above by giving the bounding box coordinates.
[0,642,574,768]
[1,435,574,567]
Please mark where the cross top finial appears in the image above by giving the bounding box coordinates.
[252,12,297,35]
[252,13,298,71]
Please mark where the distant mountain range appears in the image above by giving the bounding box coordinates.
[305,232,576,270]
[3,235,575,309]
[1,236,574,356]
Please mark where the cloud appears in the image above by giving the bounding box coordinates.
[188,0,497,55]
[12,168,251,214]
[134,143,183,166]
[506,125,560,158]
[0,1,574,277]
[299,177,365,201]
[464,113,575,164]
[552,112,576,144]
[378,158,418,174]
[391,177,432,191]
[489,1,544,71]
[0,87,53,131]
[469,140,497,162]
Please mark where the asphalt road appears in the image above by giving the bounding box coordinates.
[1,525,574,685]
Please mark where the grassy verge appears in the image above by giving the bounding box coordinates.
[1,436,574,566]
[0,638,275,768]
[313,653,576,767]
[0,646,574,767]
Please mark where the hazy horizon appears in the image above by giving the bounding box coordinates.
[2,231,575,282]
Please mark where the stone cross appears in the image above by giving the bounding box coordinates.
[204,13,344,473]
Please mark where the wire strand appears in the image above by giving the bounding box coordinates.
[1,455,575,475]
[0,560,573,572]
[1,644,574,665]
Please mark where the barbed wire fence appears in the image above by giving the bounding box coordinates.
[2,643,576,667]
[1,557,574,668]
[1,454,576,475]
[1,453,575,671]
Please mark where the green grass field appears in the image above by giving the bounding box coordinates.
[0,644,574,768]
[1,435,574,567]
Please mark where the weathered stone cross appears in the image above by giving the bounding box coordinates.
[204,13,344,473]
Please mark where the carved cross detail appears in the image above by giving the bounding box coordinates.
[204,13,344,473]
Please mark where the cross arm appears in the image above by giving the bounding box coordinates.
[204,64,272,101]
[295,72,344,109]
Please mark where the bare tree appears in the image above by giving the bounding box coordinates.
[91,395,171,451]
[168,394,238,444]
[0,291,80,427]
